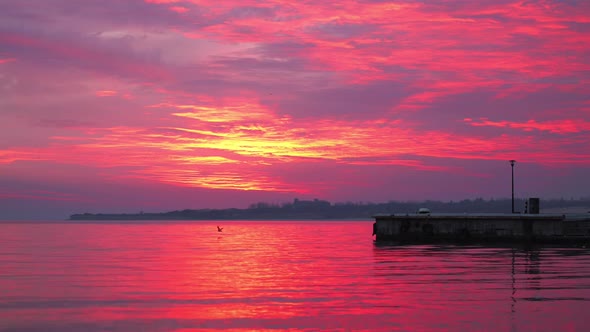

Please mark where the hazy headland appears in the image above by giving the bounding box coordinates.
[70,197,590,220]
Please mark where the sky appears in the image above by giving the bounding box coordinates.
[1,0,589,219]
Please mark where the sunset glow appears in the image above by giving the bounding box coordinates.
[1,0,589,218]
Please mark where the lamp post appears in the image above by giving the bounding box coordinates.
[509,160,516,213]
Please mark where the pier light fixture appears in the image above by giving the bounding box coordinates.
[509,160,516,213]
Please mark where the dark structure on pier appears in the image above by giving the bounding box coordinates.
[373,199,590,244]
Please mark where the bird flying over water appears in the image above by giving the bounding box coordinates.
[217,226,223,232]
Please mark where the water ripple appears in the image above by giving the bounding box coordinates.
[1,221,590,331]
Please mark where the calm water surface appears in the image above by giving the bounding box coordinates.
[1,220,589,331]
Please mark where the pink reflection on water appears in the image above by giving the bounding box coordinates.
[0,221,589,331]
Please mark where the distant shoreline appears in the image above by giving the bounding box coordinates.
[1,218,374,224]
[68,214,374,221]
[69,198,590,221]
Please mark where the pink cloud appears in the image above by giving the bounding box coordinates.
[95,90,118,97]
[0,189,86,202]
[169,6,189,14]
[0,0,589,218]
[145,0,181,3]
[464,118,590,134]
[0,58,16,64]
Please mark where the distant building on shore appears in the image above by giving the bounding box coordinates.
[293,198,331,209]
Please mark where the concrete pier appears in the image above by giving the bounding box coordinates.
[373,213,590,244]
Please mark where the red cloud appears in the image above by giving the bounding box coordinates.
[1,0,589,204]
[95,90,118,97]
[0,58,16,64]
[0,190,86,202]
[2,92,589,195]
[145,0,180,3]
[169,6,189,13]
[464,118,590,134]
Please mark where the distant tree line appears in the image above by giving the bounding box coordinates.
[69,197,590,220]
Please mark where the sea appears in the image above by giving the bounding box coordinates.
[1,220,589,332]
